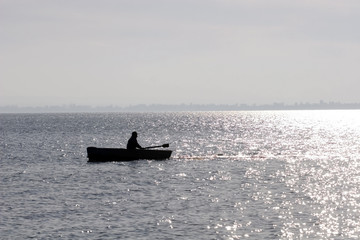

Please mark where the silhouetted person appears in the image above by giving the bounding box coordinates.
[127,131,143,150]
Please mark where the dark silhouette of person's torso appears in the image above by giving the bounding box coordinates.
[127,132,142,150]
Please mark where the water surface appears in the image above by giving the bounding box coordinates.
[1,111,360,239]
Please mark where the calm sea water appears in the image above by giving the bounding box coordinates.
[1,111,360,239]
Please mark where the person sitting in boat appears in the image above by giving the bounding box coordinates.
[127,131,144,150]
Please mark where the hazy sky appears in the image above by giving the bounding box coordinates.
[1,0,360,106]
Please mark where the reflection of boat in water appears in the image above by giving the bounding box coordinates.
[87,147,172,162]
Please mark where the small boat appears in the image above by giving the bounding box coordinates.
[87,147,172,162]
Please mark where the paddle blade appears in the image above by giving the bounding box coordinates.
[144,143,170,149]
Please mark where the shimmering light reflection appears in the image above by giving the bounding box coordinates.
[280,110,360,238]
[186,110,360,239]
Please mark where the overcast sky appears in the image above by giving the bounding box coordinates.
[1,0,360,107]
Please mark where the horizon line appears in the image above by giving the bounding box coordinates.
[1,102,360,113]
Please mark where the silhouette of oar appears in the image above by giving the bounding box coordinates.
[144,144,170,149]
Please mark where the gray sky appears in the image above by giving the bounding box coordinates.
[1,0,360,107]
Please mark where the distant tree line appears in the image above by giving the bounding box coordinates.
[1,102,360,113]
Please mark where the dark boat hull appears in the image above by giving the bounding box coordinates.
[87,147,172,162]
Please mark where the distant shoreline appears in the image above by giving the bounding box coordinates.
[1,102,360,113]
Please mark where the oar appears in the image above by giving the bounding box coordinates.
[144,144,170,149]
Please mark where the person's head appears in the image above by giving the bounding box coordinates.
[132,131,138,138]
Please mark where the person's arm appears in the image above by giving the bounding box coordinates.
[136,141,143,149]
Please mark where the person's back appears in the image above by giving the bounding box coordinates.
[127,131,143,150]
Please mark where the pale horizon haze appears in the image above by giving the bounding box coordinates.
[1,0,360,107]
